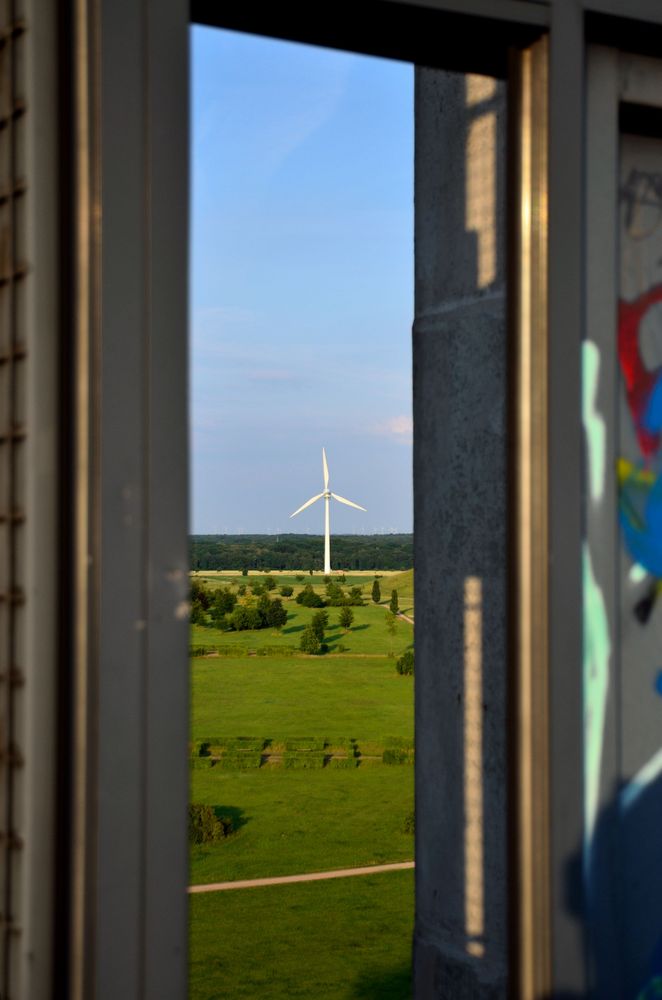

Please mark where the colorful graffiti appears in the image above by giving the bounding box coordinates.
[618,286,662,623]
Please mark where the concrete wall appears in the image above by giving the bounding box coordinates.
[413,69,509,998]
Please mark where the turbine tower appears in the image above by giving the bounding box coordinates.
[290,448,366,574]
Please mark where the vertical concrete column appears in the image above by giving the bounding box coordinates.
[413,69,508,998]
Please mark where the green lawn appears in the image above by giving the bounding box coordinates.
[189,869,413,1000]
[191,654,413,741]
[189,766,414,884]
[189,571,414,999]
[191,600,413,657]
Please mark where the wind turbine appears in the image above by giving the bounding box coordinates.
[290,448,366,574]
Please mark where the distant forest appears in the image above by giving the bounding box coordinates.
[190,534,413,571]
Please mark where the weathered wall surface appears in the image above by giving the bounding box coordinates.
[413,69,508,998]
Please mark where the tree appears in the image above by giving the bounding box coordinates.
[311,609,328,641]
[279,585,293,597]
[267,598,287,631]
[299,626,321,655]
[190,600,207,626]
[396,648,414,675]
[371,579,381,604]
[389,589,399,615]
[264,575,276,591]
[385,611,397,657]
[241,567,248,576]
[349,585,364,606]
[339,606,354,631]
[295,584,325,608]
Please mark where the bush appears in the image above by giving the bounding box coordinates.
[295,584,325,608]
[279,585,294,597]
[403,810,415,834]
[266,598,288,630]
[299,626,321,654]
[241,567,248,576]
[311,609,329,641]
[295,575,305,582]
[339,606,354,630]
[396,648,414,675]
[264,575,276,591]
[189,757,212,770]
[327,755,359,769]
[283,751,325,769]
[389,589,399,614]
[223,737,266,751]
[371,579,381,604]
[284,737,325,751]
[348,586,364,606]
[256,645,299,657]
[188,804,234,844]
[382,747,412,765]
[217,752,262,770]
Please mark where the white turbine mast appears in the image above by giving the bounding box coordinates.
[289,448,366,574]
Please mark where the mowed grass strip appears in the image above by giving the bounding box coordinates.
[189,766,414,884]
[191,655,413,740]
[189,869,413,1000]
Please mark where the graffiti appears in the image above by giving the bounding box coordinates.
[621,168,662,240]
[618,286,662,621]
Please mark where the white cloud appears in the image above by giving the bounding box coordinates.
[371,415,413,442]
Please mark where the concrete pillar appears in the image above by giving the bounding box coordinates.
[413,69,509,998]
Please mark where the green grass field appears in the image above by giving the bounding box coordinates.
[189,571,414,998]
[189,870,413,1000]
[191,653,413,741]
[190,766,414,884]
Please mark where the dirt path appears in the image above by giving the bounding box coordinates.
[397,611,414,625]
[188,860,414,894]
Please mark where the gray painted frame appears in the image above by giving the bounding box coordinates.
[69,1,190,998]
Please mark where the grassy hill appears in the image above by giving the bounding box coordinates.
[379,568,413,617]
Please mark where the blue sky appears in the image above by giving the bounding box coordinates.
[190,27,413,534]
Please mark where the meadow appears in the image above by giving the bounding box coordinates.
[189,570,414,998]
[189,870,414,1000]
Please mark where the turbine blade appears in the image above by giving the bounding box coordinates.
[290,493,324,518]
[322,448,329,489]
[331,493,367,512]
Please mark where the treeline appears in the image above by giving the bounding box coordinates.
[190,534,413,571]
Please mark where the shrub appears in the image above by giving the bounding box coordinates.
[237,583,247,596]
[264,575,276,591]
[371,579,381,604]
[327,755,358,769]
[339,606,354,630]
[256,644,298,656]
[218,752,262,770]
[389,589,399,614]
[382,748,409,765]
[348,586,364,606]
[311,609,328,641]
[284,737,325,751]
[190,601,207,626]
[279,585,294,597]
[241,567,248,576]
[267,598,288,630]
[295,575,305,582]
[396,649,414,675]
[189,757,212,770]
[223,737,266,751]
[283,751,325,769]
[403,810,415,834]
[323,575,331,584]
[188,804,234,844]
[299,626,321,654]
[295,584,325,608]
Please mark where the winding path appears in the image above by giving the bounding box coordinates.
[189,860,414,894]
